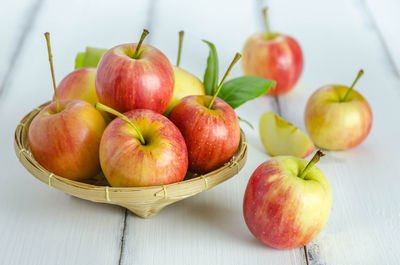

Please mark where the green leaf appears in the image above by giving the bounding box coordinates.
[218,76,276,109]
[202,40,219,95]
[74,47,108,69]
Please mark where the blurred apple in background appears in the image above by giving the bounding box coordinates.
[96,103,188,187]
[165,31,205,115]
[96,29,174,114]
[243,151,332,249]
[259,112,314,158]
[242,8,303,95]
[169,53,241,173]
[305,70,372,150]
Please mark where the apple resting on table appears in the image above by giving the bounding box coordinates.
[259,112,314,158]
[243,151,332,249]
[242,8,303,95]
[96,103,188,187]
[165,31,205,115]
[169,53,242,173]
[305,70,372,150]
[96,29,174,114]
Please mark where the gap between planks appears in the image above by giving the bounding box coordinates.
[0,0,45,99]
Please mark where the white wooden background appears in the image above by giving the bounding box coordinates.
[1,0,399,264]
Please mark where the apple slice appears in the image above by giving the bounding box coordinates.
[259,112,314,158]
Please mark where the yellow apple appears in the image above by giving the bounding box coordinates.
[259,112,314,158]
[164,66,205,115]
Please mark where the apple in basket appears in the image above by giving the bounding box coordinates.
[28,33,106,181]
[95,103,188,187]
[242,8,303,95]
[169,53,241,173]
[243,151,332,249]
[96,29,174,114]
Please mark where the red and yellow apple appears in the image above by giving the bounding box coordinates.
[169,53,241,173]
[242,8,303,95]
[169,95,240,173]
[243,151,332,249]
[304,70,372,150]
[56,67,98,104]
[259,112,314,158]
[96,103,188,187]
[28,100,106,180]
[96,30,174,114]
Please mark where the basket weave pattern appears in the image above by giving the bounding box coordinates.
[14,102,248,218]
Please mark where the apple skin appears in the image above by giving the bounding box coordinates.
[242,33,303,95]
[243,156,332,249]
[56,67,98,104]
[169,95,240,173]
[164,66,205,115]
[100,109,188,187]
[28,99,106,181]
[304,85,372,150]
[95,43,174,114]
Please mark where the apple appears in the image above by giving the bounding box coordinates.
[242,8,303,95]
[95,103,188,187]
[56,67,110,121]
[96,29,174,114]
[169,53,241,173]
[28,33,106,181]
[165,31,205,115]
[259,112,314,158]
[243,151,332,249]
[56,67,98,104]
[305,70,372,150]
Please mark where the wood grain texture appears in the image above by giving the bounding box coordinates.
[0,0,151,264]
[119,0,304,264]
[267,0,400,264]
[0,0,43,97]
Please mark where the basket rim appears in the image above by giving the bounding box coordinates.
[14,101,248,203]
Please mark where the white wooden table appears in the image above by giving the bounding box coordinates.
[1,0,399,264]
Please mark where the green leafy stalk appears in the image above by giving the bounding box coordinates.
[299,150,325,179]
[218,76,276,109]
[95,103,145,145]
[176,31,184,67]
[208,53,242,109]
[341,69,364,102]
[202,40,219,95]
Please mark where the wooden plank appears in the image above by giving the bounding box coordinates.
[119,0,304,264]
[0,0,43,97]
[0,0,152,264]
[364,0,400,77]
[267,0,400,264]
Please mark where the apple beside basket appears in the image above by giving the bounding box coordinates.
[14,102,248,218]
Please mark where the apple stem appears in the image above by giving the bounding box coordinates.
[133,29,149,59]
[95,103,146,145]
[262,7,271,38]
[208,52,242,109]
[176,30,184,67]
[341,69,364,102]
[299,150,325,179]
[44,32,60,113]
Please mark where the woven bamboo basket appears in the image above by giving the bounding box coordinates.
[14,102,248,218]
